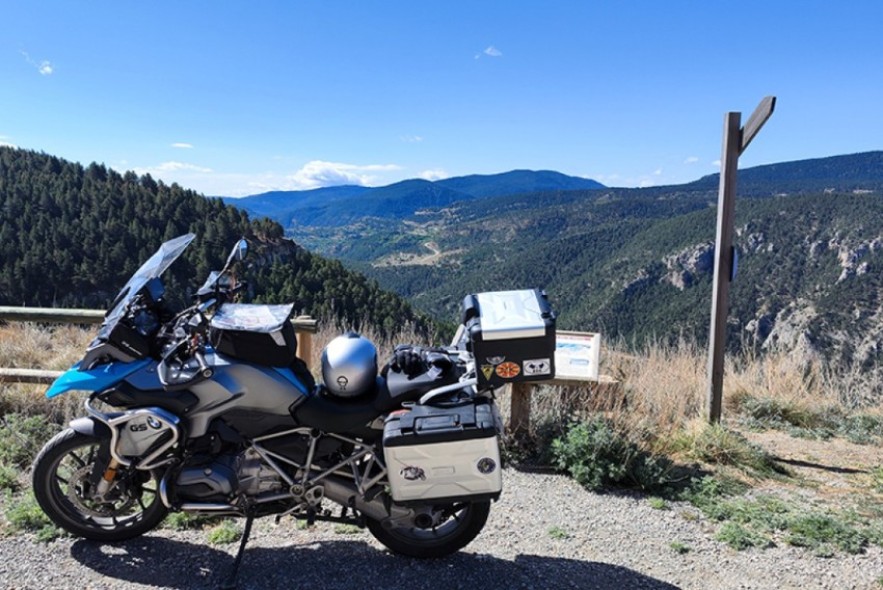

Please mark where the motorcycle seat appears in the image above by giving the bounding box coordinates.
[290,371,459,434]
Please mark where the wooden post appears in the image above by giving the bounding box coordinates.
[0,368,64,384]
[293,315,317,371]
[509,382,532,435]
[706,97,775,423]
[296,332,313,371]
[0,306,105,324]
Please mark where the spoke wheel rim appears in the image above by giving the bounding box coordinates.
[48,440,160,532]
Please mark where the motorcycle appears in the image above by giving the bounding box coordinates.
[32,234,555,586]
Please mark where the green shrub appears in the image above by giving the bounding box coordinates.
[548,526,570,540]
[838,414,883,445]
[206,520,242,545]
[34,524,64,543]
[785,512,867,555]
[675,424,786,476]
[164,511,220,531]
[0,414,56,469]
[670,541,690,554]
[332,524,363,535]
[4,491,51,532]
[0,464,21,492]
[715,522,772,550]
[734,395,883,445]
[551,417,670,491]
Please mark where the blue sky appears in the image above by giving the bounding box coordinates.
[3,1,882,196]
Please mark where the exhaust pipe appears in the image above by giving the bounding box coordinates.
[320,476,413,526]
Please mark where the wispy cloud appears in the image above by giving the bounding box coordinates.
[653,168,663,176]
[419,169,449,181]
[475,45,503,59]
[20,51,53,75]
[134,161,213,175]
[400,135,423,143]
[712,159,721,168]
[0,136,16,148]
[171,142,194,149]
[286,160,402,190]
[684,156,699,164]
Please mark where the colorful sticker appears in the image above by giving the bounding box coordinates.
[481,365,495,381]
[495,361,521,379]
[523,358,552,376]
[486,356,505,366]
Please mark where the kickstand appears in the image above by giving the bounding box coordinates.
[220,512,255,590]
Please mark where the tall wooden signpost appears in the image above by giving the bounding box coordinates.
[706,96,776,423]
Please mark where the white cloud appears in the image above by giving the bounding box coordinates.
[285,160,402,190]
[419,169,449,181]
[171,142,194,149]
[124,158,405,197]
[712,159,721,168]
[639,179,656,188]
[21,51,53,75]
[400,135,423,143]
[0,136,16,148]
[139,161,213,174]
[475,45,503,59]
[653,168,663,176]
[684,156,700,164]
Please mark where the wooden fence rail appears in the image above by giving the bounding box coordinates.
[0,307,318,384]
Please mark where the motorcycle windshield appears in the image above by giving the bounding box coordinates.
[99,233,196,336]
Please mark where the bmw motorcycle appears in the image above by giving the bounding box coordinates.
[32,234,557,585]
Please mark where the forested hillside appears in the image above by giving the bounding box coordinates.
[284,152,883,369]
[0,147,426,335]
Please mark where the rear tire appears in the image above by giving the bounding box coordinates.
[366,501,491,558]
[32,428,168,542]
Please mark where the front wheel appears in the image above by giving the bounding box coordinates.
[366,501,491,558]
[32,428,168,541]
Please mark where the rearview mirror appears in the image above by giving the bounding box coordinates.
[226,238,248,267]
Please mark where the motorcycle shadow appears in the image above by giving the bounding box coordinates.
[71,535,681,590]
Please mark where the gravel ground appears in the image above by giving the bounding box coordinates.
[1,469,882,590]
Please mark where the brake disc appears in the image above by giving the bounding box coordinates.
[66,465,137,518]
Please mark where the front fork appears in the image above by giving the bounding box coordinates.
[95,458,122,497]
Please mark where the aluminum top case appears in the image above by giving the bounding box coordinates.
[461,288,556,389]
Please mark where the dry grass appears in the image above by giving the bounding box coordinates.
[521,337,883,460]
[0,323,94,422]
[3,320,882,448]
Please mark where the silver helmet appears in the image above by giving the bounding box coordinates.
[321,332,378,398]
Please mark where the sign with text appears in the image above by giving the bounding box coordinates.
[554,331,601,381]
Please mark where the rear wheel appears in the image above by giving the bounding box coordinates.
[366,501,491,558]
[32,428,168,542]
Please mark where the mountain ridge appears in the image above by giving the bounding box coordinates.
[220,169,605,228]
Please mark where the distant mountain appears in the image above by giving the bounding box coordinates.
[689,151,883,194]
[436,169,603,198]
[293,150,883,371]
[219,185,370,228]
[220,170,605,229]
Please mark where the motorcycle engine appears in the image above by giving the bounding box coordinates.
[175,450,285,502]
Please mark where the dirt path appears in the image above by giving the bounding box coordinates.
[2,469,881,589]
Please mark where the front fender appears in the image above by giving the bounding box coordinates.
[46,359,152,398]
[69,416,112,439]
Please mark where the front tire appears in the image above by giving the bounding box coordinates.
[366,501,491,558]
[32,428,168,542]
